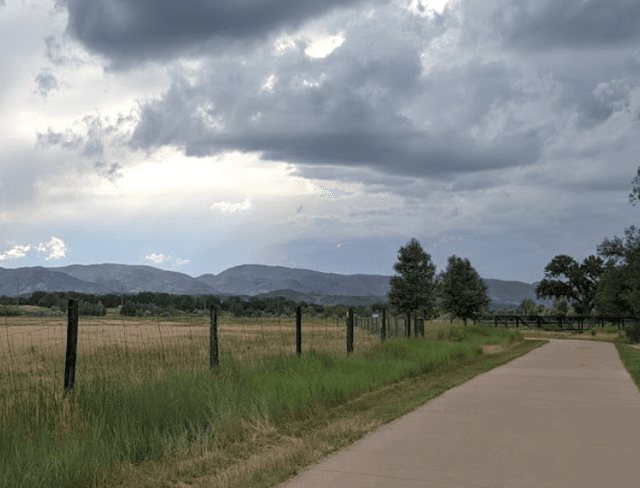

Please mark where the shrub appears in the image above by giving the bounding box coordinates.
[0,307,20,317]
[625,322,640,344]
[591,328,597,336]
[78,300,107,317]
[543,324,560,332]
[604,325,618,334]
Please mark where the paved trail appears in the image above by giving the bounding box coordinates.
[280,339,640,487]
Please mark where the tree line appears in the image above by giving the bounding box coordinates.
[0,290,389,318]
[387,166,640,327]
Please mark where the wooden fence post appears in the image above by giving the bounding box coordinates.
[405,312,411,338]
[296,306,302,356]
[210,308,219,368]
[381,308,387,340]
[64,299,79,394]
[347,308,354,355]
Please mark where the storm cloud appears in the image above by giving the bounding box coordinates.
[2,0,640,282]
[64,0,384,69]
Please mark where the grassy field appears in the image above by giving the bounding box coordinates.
[3,310,640,488]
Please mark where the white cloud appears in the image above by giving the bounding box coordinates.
[145,253,169,263]
[0,236,67,262]
[36,236,67,260]
[210,197,252,215]
[0,244,32,262]
[175,258,189,266]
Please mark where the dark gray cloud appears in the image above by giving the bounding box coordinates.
[64,0,382,70]
[39,0,640,196]
[126,8,545,182]
[490,0,640,51]
[33,70,59,98]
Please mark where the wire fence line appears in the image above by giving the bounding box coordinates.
[2,301,398,403]
[6,300,638,405]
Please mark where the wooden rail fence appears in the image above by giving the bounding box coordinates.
[473,315,639,332]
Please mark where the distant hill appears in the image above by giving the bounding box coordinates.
[484,279,553,310]
[195,264,391,297]
[0,263,552,309]
[60,264,218,295]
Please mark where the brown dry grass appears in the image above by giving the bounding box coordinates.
[0,314,382,401]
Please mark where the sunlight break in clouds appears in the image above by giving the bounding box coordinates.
[210,197,252,215]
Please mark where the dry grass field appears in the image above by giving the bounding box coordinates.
[2,309,630,399]
[0,311,386,402]
[0,307,489,403]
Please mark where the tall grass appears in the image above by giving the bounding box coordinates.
[1,323,519,488]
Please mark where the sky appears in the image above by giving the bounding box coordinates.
[1,0,639,284]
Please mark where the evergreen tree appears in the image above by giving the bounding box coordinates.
[387,238,437,318]
[438,255,490,326]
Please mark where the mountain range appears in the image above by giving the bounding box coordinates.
[0,263,553,309]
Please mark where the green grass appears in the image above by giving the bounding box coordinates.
[615,343,640,392]
[1,324,521,488]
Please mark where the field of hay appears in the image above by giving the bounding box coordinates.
[1,307,540,408]
[0,312,385,401]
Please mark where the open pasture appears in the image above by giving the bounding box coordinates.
[0,314,383,400]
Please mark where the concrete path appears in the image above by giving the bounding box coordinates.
[280,339,640,488]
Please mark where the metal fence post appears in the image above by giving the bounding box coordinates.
[210,308,219,368]
[381,308,387,340]
[296,306,302,356]
[64,299,79,394]
[347,308,354,355]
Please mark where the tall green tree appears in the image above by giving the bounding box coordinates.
[518,299,537,316]
[437,255,490,326]
[387,238,437,318]
[596,226,640,317]
[535,254,604,315]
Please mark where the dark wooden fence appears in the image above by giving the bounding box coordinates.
[355,312,425,339]
[473,315,638,332]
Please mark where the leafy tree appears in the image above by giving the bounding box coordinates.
[334,306,348,318]
[78,300,107,316]
[550,298,569,317]
[534,254,604,316]
[596,226,640,317]
[120,301,143,317]
[28,291,48,306]
[100,293,121,308]
[37,292,62,309]
[387,238,437,319]
[518,299,537,316]
[629,167,640,206]
[223,296,245,317]
[437,255,490,326]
